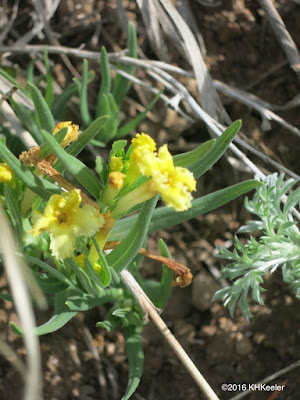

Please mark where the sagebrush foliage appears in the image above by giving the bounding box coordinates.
[214,173,300,320]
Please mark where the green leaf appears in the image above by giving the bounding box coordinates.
[122,325,144,400]
[39,126,68,158]
[112,23,137,108]
[41,129,102,198]
[110,140,127,158]
[96,46,111,118]
[0,141,60,200]
[66,288,123,311]
[115,89,163,138]
[283,187,300,218]
[157,239,174,308]
[65,258,98,295]
[107,196,158,273]
[4,185,23,243]
[78,59,92,126]
[173,139,216,168]
[25,255,76,289]
[27,82,55,133]
[95,156,108,186]
[96,94,120,144]
[44,48,54,107]
[189,120,242,179]
[65,116,109,158]
[110,180,262,241]
[10,290,78,336]
[91,237,112,287]
[32,271,67,293]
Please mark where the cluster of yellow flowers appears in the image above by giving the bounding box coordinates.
[1,124,196,261]
[106,133,196,217]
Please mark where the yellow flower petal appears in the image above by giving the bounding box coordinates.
[0,163,14,185]
[132,133,156,152]
[50,229,75,260]
[53,121,79,148]
[30,189,104,259]
[109,156,123,172]
[108,171,126,190]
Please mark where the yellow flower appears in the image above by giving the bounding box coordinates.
[30,189,104,259]
[109,156,124,172]
[130,135,196,212]
[146,145,196,211]
[108,171,126,190]
[53,121,79,148]
[0,163,15,186]
[132,133,156,156]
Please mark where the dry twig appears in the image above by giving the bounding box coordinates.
[0,206,43,400]
[120,269,220,400]
[258,0,300,79]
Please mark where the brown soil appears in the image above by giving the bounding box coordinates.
[0,1,299,399]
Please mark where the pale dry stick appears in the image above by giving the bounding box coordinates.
[258,0,300,79]
[136,0,171,63]
[229,359,300,400]
[0,85,18,107]
[0,206,42,400]
[177,0,207,57]
[158,0,227,122]
[0,74,35,110]
[120,269,220,400]
[0,44,126,60]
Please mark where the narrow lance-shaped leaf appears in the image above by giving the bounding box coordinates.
[27,82,55,133]
[79,59,92,126]
[106,196,158,273]
[157,239,174,308]
[173,139,215,168]
[4,185,23,244]
[96,46,111,118]
[189,120,242,179]
[110,180,262,241]
[66,289,123,312]
[91,237,112,287]
[112,23,137,107]
[122,325,144,400]
[44,48,54,107]
[65,116,109,158]
[10,290,78,336]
